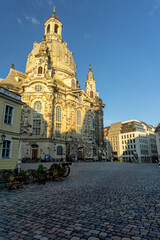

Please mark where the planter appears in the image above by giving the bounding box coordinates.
[38,174,46,184]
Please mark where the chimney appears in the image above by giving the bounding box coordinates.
[11,64,15,69]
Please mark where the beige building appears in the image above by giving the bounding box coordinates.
[0,9,106,161]
[155,123,160,160]
[104,120,157,163]
[0,87,22,170]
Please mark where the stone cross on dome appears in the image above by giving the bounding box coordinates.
[53,6,56,14]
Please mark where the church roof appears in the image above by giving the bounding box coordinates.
[47,7,61,22]
[0,68,26,90]
[48,12,61,22]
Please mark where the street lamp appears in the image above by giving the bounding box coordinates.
[0,133,6,145]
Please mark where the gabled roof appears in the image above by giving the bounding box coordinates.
[0,68,26,91]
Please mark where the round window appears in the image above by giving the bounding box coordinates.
[35,85,42,92]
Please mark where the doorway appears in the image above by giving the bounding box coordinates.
[32,148,38,159]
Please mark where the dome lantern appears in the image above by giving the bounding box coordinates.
[44,6,63,42]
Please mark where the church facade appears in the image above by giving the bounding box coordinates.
[0,9,106,161]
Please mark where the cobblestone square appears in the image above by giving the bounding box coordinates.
[0,162,160,240]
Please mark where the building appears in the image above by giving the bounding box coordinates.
[0,8,106,162]
[0,87,23,170]
[104,126,112,161]
[104,120,157,163]
[155,123,160,160]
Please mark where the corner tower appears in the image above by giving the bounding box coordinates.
[85,64,98,99]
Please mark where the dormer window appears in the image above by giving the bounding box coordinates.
[55,24,59,34]
[38,66,43,74]
[47,24,50,33]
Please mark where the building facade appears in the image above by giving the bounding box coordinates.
[104,120,157,163]
[0,9,106,162]
[0,87,22,170]
[155,123,160,160]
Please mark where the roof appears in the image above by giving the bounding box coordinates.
[104,126,110,137]
[155,123,160,132]
[47,12,61,22]
[0,68,26,91]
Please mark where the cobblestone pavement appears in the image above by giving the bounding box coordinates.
[0,162,160,240]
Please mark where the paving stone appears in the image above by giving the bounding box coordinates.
[0,163,159,240]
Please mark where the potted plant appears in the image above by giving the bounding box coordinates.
[36,164,46,184]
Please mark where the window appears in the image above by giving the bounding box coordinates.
[34,101,42,118]
[47,24,50,33]
[57,146,63,155]
[93,148,96,156]
[90,115,94,129]
[90,91,93,98]
[55,24,59,33]
[121,135,123,139]
[4,104,14,125]
[2,140,11,158]
[71,79,75,88]
[55,106,61,137]
[77,110,81,135]
[35,85,42,92]
[38,66,42,74]
[33,120,41,135]
[56,123,61,137]
[56,106,61,122]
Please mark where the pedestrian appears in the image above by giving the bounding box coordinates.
[75,153,78,165]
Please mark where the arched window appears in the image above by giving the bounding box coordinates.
[56,106,61,137]
[2,140,11,158]
[47,24,50,33]
[90,91,93,98]
[93,148,96,156]
[56,106,61,122]
[34,101,42,118]
[77,110,81,135]
[55,24,59,34]
[33,101,42,135]
[71,79,75,88]
[38,66,42,74]
[90,115,94,129]
[57,146,63,155]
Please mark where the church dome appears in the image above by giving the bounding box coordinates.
[25,39,76,76]
[25,8,76,78]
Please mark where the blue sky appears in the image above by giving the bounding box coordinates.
[0,0,160,127]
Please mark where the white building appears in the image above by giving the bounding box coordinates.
[104,120,157,163]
